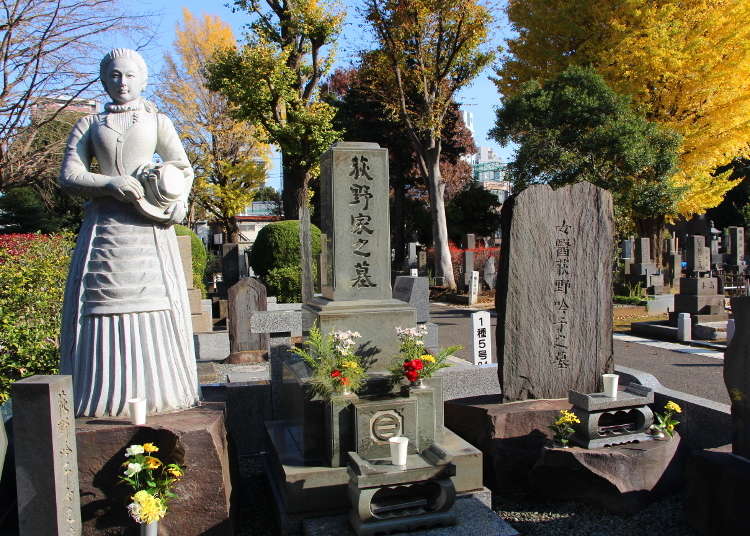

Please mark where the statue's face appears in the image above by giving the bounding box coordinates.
[103,57,146,105]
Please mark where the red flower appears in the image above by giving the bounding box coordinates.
[341,377,350,385]
[413,359,424,371]
[331,370,342,378]
[405,370,419,382]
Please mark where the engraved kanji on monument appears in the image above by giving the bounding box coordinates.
[686,235,711,275]
[12,375,81,535]
[495,182,614,401]
[304,142,415,371]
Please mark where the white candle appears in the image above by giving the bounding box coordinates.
[128,397,147,425]
[389,436,409,467]
[602,374,619,398]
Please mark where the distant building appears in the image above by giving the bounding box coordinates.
[30,95,97,121]
[471,146,512,203]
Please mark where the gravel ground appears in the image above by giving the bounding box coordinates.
[494,492,698,536]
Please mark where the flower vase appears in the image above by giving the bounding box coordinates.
[410,379,426,389]
[140,521,158,536]
[342,386,353,396]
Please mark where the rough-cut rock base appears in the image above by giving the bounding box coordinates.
[529,433,683,514]
[686,445,750,535]
[76,403,233,535]
[444,396,571,492]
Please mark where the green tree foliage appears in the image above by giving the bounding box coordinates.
[173,225,208,297]
[491,66,682,260]
[205,0,344,219]
[0,187,83,233]
[445,183,502,242]
[0,234,74,402]
[250,220,321,302]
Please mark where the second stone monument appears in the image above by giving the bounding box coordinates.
[303,142,416,371]
[495,182,614,401]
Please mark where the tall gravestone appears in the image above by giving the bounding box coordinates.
[12,375,81,535]
[228,277,269,357]
[725,296,750,458]
[686,235,711,275]
[728,226,745,270]
[495,182,614,401]
[303,142,416,371]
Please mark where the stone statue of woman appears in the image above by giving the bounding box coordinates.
[59,48,199,417]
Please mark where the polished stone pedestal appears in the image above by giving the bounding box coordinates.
[304,491,520,536]
[75,403,233,535]
[265,423,483,535]
[302,297,416,372]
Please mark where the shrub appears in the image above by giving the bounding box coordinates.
[0,233,74,402]
[250,220,321,302]
[174,224,208,297]
[250,220,322,279]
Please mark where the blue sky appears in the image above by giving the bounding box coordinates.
[129,1,514,190]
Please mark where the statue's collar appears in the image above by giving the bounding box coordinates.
[104,99,148,114]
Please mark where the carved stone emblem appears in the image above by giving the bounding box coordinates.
[371,410,402,442]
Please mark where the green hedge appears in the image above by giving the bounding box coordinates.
[174,224,208,297]
[250,220,321,302]
[0,233,73,403]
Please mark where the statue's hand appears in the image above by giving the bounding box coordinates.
[105,175,144,203]
[166,201,187,225]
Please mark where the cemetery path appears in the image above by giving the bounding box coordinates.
[431,303,730,406]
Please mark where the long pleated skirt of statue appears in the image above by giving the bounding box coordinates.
[60,198,200,417]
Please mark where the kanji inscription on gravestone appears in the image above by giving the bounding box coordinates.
[496,182,614,401]
[318,143,391,301]
[552,220,573,369]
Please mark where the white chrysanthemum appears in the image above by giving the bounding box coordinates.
[125,445,145,457]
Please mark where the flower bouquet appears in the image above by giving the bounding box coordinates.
[291,325,367,398]
[549,409,581,447]
[119,443,184,535]
[650,400,681,439]
[390,326,461,387]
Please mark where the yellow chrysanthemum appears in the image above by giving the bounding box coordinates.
[555,410,581,426]
[665,401,682,414]
[341,360,361,371]
[143,456,162,470]
[142,443,159,453]
[420,354,436,363]
[167,466,183,478]
[129,491,166,524]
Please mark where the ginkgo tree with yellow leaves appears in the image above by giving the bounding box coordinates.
[158,9,271,242]
[496,0,750,219]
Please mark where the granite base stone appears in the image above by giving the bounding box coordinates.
[302,491,519,536]
[76,403,233,536]
[437,359,501,401]
[194,330,230,361]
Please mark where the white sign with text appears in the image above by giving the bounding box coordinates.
[471,310,492,366]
